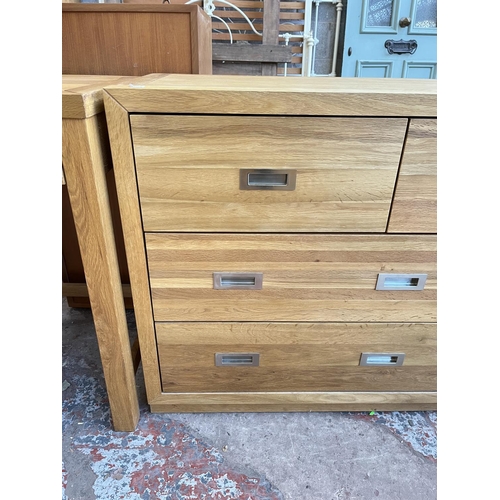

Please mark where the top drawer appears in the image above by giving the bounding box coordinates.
[131,115,407,232]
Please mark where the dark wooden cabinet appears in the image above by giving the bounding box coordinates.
[62,3,212,76]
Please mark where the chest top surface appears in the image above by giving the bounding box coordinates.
[103,74,437,117]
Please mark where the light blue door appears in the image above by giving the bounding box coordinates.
[341,0,437,78]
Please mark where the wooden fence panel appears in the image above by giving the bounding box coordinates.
[165,0,306,75]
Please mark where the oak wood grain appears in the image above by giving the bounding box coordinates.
[62,116,139,431]
[103,92,163,404]
[62,89,132,309]
[131,115,407,232]
[157,322,436,392]
[62,75,131,119]
[150,391,436,412]
[104,74,437,116]
[388,119,437,233]
[160,367,436,393]
[146,233,437,322]
[104,75,438,414]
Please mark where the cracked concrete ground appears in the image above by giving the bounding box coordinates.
[62,298,437,500]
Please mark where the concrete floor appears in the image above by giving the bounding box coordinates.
[62,298,437,500]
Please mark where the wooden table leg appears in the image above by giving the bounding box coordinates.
[62,116,140,431]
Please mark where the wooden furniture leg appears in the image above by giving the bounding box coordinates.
[62,117,139,431]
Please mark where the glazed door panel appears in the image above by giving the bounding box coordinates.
[341,0,437,78]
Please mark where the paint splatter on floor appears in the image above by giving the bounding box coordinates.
[62,463,68,500]
[349,411,437,461]
[62,374,283,500]
[62,372,437,499]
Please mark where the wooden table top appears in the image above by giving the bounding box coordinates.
[62,75,132,119]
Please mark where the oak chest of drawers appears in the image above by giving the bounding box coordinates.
[104,74,437,413]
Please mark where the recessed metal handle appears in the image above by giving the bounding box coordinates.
[240,169,296,190]
[215,353,260,366]
[375,273,427,291]
[213,272,263,290]
[360,353,405,367]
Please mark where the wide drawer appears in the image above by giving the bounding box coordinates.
[146,233,437,322]
[131,115,407,232]
[156,322,437,393]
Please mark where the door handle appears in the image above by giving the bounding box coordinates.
[399,17,411,28]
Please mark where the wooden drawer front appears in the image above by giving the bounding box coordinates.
[131,115,407,232]
[156,323,437,393]
[388,119,437,233]
[146,234,436,322]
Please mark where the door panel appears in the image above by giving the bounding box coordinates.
[342,0,437,78]
[402,61,437,78]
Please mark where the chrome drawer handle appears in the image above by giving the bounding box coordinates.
[215,353,260,366]
[359,353,405,367]
[239,169,296,190]
[213,272,263,290]
[375,273,427,291]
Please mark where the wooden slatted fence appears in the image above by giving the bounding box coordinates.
[167,0,307,75]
